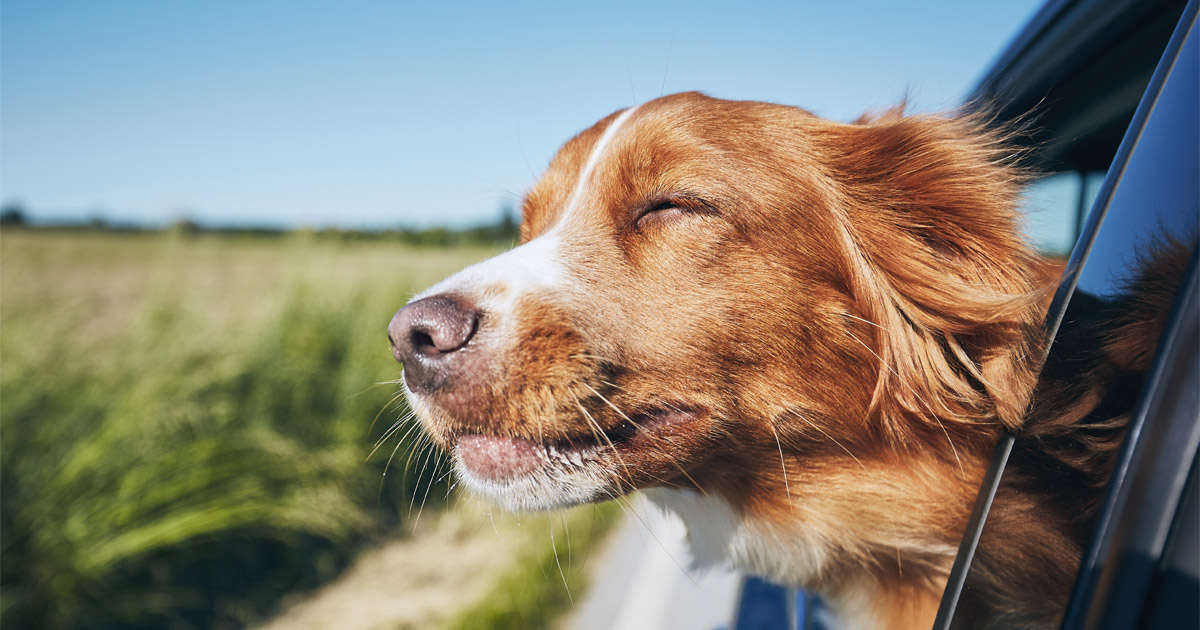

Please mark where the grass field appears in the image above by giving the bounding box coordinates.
[0,230,618,629]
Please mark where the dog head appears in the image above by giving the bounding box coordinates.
[388,92,1043,529]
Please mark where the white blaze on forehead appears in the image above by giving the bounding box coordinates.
[559,104,641,224]
[412,104,641,314]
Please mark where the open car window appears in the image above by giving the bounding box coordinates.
[944,3,1198,628]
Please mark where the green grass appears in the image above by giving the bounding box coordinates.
[0,230,502,629]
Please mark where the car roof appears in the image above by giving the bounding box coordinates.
[969,0,1187,172]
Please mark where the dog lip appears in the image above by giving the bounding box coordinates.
[456,434,548,481]
[456,433,603,482]
[453,405,703,483]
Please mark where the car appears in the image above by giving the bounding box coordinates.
[732,0,1198,627]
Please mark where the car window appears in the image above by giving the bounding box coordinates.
[1022,170,1105,257]
[951,8,1197,628]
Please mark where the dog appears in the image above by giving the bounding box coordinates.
[387,92,1160,629]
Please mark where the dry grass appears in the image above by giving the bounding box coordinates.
[259,499,620,630]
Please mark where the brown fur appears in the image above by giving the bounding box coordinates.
[400,92,1182,628]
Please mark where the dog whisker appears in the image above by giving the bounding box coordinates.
[408,441,439,524]
[368,412,422,463]
[665,459,707,496]
[367,411,416,459]
[412,448,446,530]
[402,432,435,508]
[769,423,793,506]
[487,505,503,540]
[367,389,409,437]
[376,422,415,508]
[548,513,573,606]
[580,385,695,491]
[561,512,572,573]
[581,382,634,421]
[571,394,636,491]
[786,408,867,471]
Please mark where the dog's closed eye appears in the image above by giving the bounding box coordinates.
[633,195,715,230]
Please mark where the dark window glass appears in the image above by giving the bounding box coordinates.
[956,11,1197,629]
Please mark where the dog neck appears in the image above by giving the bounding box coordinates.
[644,486,952,630]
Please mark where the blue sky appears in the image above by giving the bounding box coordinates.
[1,0,1044,228]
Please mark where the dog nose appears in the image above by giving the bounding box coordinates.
[388,295,481,391]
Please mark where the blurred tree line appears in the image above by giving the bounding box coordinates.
[0,200,522,247]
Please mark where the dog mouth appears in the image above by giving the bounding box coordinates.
[454,406,701,483]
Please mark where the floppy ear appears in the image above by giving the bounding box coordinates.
[814,111,1046,441]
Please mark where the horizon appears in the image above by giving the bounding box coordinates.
[2,1,1043,229]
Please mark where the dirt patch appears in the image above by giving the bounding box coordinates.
[256,500,610,630]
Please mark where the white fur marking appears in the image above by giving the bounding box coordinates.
[644,488,831,586]
[559,104,641,224]
[416,230,564,312]
[412,103,640,318]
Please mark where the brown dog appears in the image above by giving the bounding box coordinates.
[388,92,1146,628]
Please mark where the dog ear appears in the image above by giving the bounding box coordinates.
[815,112,1046,441]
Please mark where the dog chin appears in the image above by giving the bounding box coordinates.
[451,453,611,512]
